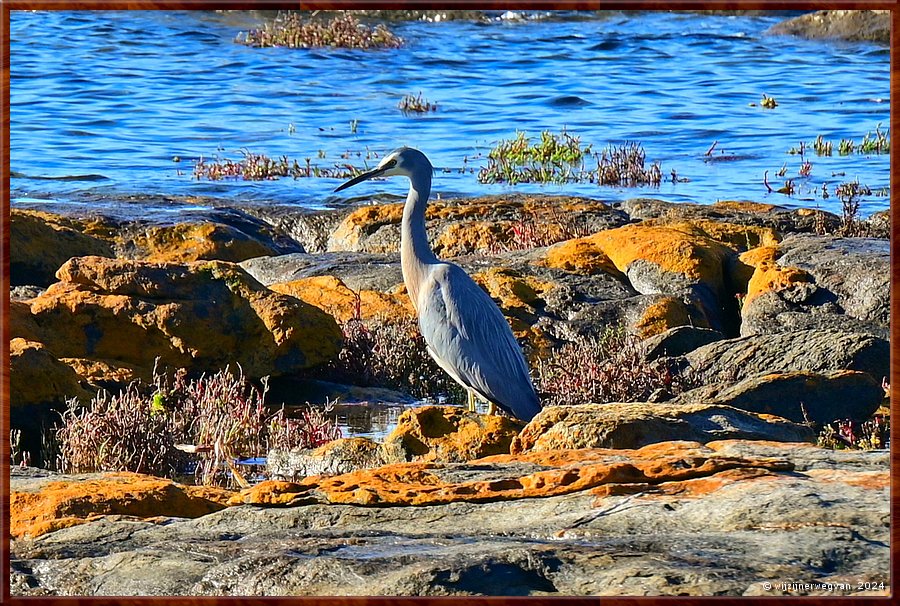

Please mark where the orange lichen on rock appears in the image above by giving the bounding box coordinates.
[743,262,815,307]
[632,296,695,338]
[545,223,732,297]
[731,245,779,293]
[712,200,779,214]
[9,338,92,406]
[25,257,342,382]
[380,406,524,464]
[10,472,234,539]
[591,466,776,498]
[328,204,404,250]
[237,440,793,508]
[132,222,278,263]
[544,238,622,276]
[472,268,550,314]
[433,221,512,256]
[804,469,890,490]
[594,224,730,284]
[10,209,115,285]
[641,219,780,252]
[269,275,413,324]
[57,357,142,385]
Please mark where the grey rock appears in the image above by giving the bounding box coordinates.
[676,370,883,424]
[241,251,405,293]
[775,235,889,328]
[865,209,890,238]
[237,205,346,253]
[683,329,889,385]
[513,402,815,452]
[740,234,889,338]
[642,326,725,360]
[268,438,387,481]
[619,198,842,234]
[10,285,46,301]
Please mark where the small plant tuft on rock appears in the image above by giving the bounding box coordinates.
[54,364,340,487]
[324,315,466,403]
[834,178,871,236]
[536,328,698,407]
[817,415,889,450]
[236,12,402,49]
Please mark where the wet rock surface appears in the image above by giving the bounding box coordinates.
[10,440,888,596]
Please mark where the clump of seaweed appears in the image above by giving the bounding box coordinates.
[323,315,466,403]
[236,12,402,49]
[536,328,698,407]
[817,415,889,450]
[54,364,340,488]
[478,131,664,186]
[791,124,890,157]
[858,123,890,154]
[399,92,438,113]
[193,150,305,181]
[592,143,662,186]
[193,149,367,181]
[478,130,590,185]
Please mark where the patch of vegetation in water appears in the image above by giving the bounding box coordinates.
[477,130,663,186]
[399,92,438,114]
[236,12,402,49]
[789,123,890,156]
[192,149,374,181]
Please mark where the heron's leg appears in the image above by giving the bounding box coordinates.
[467,390,476,412]
[487,402,497,416]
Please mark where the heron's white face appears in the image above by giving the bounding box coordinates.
[334,146,427,193]
[375,150,405,177]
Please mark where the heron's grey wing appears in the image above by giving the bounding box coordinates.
[417,264,541,421]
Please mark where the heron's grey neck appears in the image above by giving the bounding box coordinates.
[400,169,437,310]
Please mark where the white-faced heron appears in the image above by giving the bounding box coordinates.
[335,147,542,422]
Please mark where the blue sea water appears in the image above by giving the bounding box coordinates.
[10,10,892,219]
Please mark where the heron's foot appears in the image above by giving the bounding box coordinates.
[467,391,476,413]
[487,402,497,416]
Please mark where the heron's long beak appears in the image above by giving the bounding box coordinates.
[334,165,389,192]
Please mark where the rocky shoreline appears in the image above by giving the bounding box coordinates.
[10,439,889,596]
[9,188,891,596]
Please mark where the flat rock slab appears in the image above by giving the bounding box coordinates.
[10,440,888,596]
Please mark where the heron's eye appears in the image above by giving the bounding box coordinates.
[386,159,397,168]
